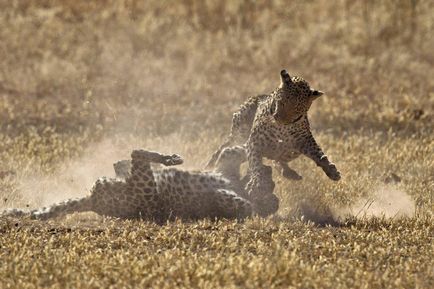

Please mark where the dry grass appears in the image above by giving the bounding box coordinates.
[1,217,433,289]
[0,0,433,288]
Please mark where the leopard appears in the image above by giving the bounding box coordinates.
[206,69,341,207]
[2,147,260,222]
[113,145,278,217]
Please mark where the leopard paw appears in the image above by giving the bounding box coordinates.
[161,154,184,166]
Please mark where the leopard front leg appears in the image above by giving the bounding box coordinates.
[245,144,279,216]
[245,163,279,217]
[296,133,341,181]
[251,192,279,217]
[245,147,266,198]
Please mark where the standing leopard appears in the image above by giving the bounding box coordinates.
[2,147,257,222]
[206,69,341,210]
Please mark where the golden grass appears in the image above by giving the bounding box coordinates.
[1,217,433,289]
[0,0,433,288]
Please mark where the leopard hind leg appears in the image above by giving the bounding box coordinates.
[205,95,265,169]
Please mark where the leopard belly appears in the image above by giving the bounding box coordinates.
[154,169,232,219]
[250,121,302,162]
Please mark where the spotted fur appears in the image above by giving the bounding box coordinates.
[2,148,254,222]
[206,69,341,210]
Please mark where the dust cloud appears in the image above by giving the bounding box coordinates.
[17,139,131,207]
[298,185,416,225]
[337,185,415,219]
[15,131,204,209]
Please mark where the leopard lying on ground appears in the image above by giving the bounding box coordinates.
[2,147,275,222]
[206,69,341,206]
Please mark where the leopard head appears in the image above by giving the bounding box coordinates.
[272,69,323,125]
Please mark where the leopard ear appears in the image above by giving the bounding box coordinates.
[280,69,292,87]
[310,89,324,100]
